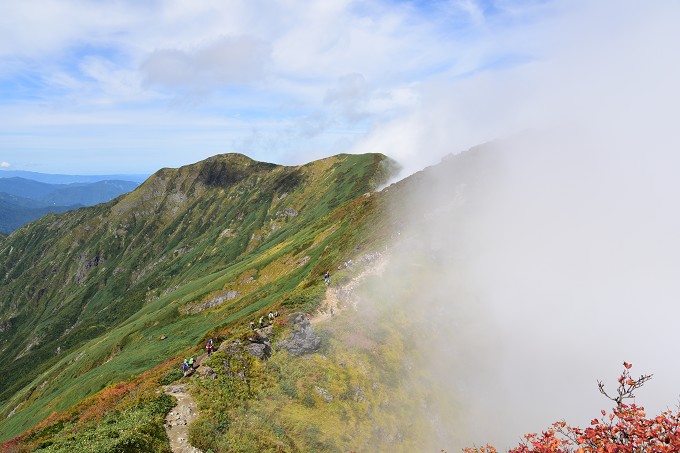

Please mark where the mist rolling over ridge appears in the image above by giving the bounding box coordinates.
[343,2,680,448]
[352,126,680,451]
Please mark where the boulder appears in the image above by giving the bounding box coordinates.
[249,327,272,344]
[245,342,272,360]
[277,313,321,356]
[201,366,217,379]
[218,339,243,354]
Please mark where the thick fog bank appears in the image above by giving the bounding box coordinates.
[371,130,680,450]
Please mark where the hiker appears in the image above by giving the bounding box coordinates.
[274,310,279,317]
[206,339,214,356]
[258,315,265,328]
[268,311,275,322]
[250,320,255,330]
[330,306,334,317]
[181,359,188,374]
[323,271,331,286]
[188,357,195,369]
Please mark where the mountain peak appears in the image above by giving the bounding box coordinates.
[0,151,395,442]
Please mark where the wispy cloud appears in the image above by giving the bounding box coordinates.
[141,36,272,93]
[0,1,676,174]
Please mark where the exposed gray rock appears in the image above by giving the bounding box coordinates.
[218,339,243,354]
[244,326,273,360]
[353,386,365,402]
[314,386,333,402]
[76,253,104,283]
[167,385,185,394]
[173,245,189,256]
[245,342,271,360]
[249,326,272,343]
[0,319,12,333]
[201,366,217,379]
[277,313,321,356]
[180,290,241,314]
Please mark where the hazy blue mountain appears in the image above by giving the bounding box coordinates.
[0,178,140,233]
[0,196,82,233]
[0,192,47,209]
[0,178,58,199]
[0,170,148,184]
[39,180,139,206]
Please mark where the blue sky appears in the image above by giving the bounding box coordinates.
[0,0,677,175]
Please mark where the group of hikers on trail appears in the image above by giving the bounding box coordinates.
[179,340,213,376]
[250,310,279,330]
[177,262,349,377]
[181,357,195,376]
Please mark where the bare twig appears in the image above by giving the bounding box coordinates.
[598,361,652,407]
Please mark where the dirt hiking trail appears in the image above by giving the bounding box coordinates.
[164,384,203,453]
[311,256,387,325]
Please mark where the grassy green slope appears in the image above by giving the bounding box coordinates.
[0,152,394,440]
[1,146,500,451]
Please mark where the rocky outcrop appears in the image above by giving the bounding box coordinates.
[277,313,321,356]
[314,386,333,402]
[245,343,271,360]
[216,327,273,361]
[218,339,243,354]
[200,366,217,379]
[180,290,241,314]
[0,319,12,333]
[76,253,104,284]
[245,326,272,360]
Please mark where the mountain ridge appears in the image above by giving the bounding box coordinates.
[0,151,396,440]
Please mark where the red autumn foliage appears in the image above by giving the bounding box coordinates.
[77,381,136,422]
[464,362,680,453]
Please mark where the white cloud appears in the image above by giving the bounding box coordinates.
[1,0,676,176]
[141,35,271,92]
[0,161,10,168]
[353,0,680,448]
[323,73,369,122]
[350,0,680,179]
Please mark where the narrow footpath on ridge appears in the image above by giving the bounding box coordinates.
[311,255,387,325]
[310,286,341,324]
[162,254,386,451]
[164,384,203,453]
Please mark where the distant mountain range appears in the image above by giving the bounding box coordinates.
[0,175,141,233]
[0,170,148,184]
